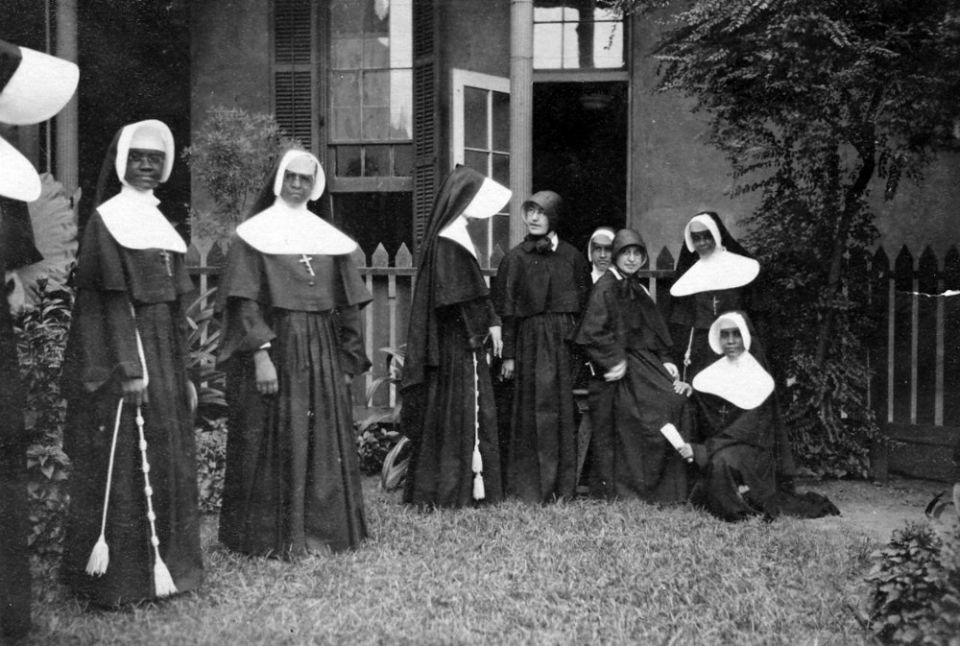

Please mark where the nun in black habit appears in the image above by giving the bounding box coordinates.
[492,191,591,503]
[61,120,203,606]
[668,211,759,382]
[1,37,76,637]
[686,312,839,521]
[574,229,694,502]
[401,166,512,508]
[217,150,371,556]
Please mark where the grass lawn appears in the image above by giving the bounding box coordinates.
[26,478,876,645]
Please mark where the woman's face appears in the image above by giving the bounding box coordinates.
[689,221,717,258]
[124,148,165,191]
[719,325,746,358]
[591,241,612,273]
[279,157,316,206]
[523,204,550,236]
[615,245,645,275]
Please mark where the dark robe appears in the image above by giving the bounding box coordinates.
[691,388,839,522]
[670,287,747,381]
[401,238,503,507]
[61,210,203,607]
[0,197,41,640]
[401,166,505,509]
[493,237,591,503]
[574,272,693,502]
[217,236,371,557]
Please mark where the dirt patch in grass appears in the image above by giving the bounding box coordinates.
[801,475,950,543]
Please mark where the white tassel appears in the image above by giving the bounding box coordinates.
[473,472,485,500]
[135,407,178,598]
[471,352,485,501]
[85,398,124,576]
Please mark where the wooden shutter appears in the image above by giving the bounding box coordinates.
[412,0,438,257]
[273,0,314,149]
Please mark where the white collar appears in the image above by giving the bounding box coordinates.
[692,351,774,410]
[545,231,559,251]
[591,266,606,283]
[236,198,358,255]
[438,215,477,259]
[97,186,186,253]
[670,248,759,297]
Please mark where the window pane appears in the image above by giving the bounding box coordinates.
[331,71,360,108]
[464,150,488,176]
[331,0,363,34]
[332,108,361,140]
[389,0,413,68]
[466,217,490,267]
[562,22,580,68]
[336,145,362,177]
[491,212,511,262]
[393,144,413,177]
[363,35,389,68]
[594,21,624,68]
[389,69,412,139]
[362,106,390,139]
[595,7,620,21]
[332,191,413,260]
[533,5,563,21]
[464,86,488,149]
[492,91,509,151]
[331,37,363,68]
[534,22,563,69]
[365,145,389,176]
[492,153,509,186]
[363,70,389,106]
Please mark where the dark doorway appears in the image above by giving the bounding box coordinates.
[532,81,627,253]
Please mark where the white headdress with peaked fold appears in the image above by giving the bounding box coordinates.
[439,176,512,259]
[0,40,79,201]
[692,312,774,409]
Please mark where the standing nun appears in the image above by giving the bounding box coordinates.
[1,38,77,637]
[217,150,371,557]
[62,119,203,606]
[668,211,759,382]
[401,166,511,508]
[492,190,592,503]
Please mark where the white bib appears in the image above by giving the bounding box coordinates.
[670,249,759,297]
[97,187,186,253]
[236,200,358,256]
[693,351,774,410]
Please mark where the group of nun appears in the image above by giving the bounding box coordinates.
[401,166,838,525]
[1,47,834,630]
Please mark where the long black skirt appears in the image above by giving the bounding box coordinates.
[63,302,203,607]
[219,309,367,557]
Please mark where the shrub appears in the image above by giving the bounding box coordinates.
[355,346,405,477]
[182,106,301,242]
[195,417,228,513]
[865,495,960,645]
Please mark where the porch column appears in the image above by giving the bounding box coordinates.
[509,0,533,246]
[55,0,79,198]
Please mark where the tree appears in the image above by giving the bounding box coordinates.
[616,0,960,474]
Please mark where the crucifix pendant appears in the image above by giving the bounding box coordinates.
[159,250,173,276]
[298,254,316,277]
[711,295,720,316]
[718,404,731,425]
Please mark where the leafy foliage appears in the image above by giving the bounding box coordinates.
[195,417,228,513]
[185,287,226,420]
[182,106,301,242]
[18,173,79,306]
[14,285,73,556]
[865,514,960,645]
[616,0,960,474]
[355,346,405,476]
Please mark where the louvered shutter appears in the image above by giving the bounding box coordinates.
[412,0,438,257]
[274,0,314,149]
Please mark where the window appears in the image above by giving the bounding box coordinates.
[533,0,624,70]
[452,69,510,269]
[329,0,413,180]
